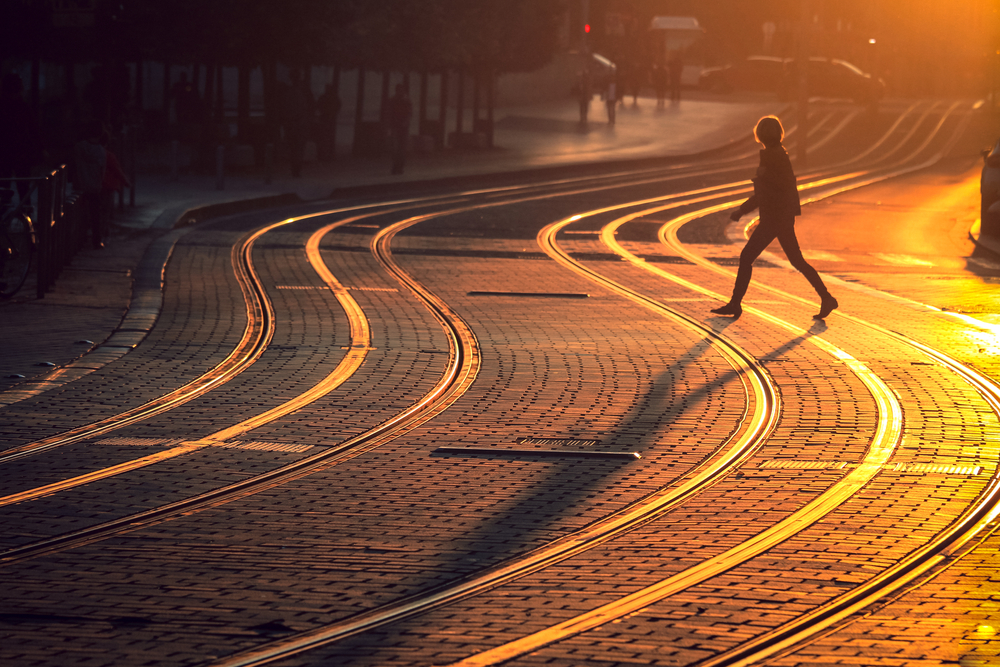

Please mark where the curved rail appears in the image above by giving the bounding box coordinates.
[200,210,783,667]
[0,100,971,667]
[187,101,962,666]
[0,206,483,558]
[0,220,285,464]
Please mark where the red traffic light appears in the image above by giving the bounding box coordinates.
[584,23,591,33]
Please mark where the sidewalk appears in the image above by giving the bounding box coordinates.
[1,94,780,398]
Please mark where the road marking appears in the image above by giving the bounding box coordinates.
[871,252,935,266]
[801,250,843,262]
[968,257,1000,271]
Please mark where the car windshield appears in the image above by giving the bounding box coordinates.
[831,59,865,75]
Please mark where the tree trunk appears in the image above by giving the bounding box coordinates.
[331,65,341,158]
[204,62,215,120]
[455,70,465,138]
[380,70,390,122]
[215,63,225,124]
[352,67,366,156]
[418,71,428,128]
[486,70,495,148]
[472,72,480,131]
[354,67,366,124]
[135,59,144,112]
[237,64,250,139]
[163,61,171,113]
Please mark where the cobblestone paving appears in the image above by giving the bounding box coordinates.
[3,136,1000,667]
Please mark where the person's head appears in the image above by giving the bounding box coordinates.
[754,115,784,147]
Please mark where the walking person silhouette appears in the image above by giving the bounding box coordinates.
[711,116,838,319]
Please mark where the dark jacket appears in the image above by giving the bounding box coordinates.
[738,145,801,223]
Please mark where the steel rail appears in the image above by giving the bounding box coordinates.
[189,102,953,666]
[439,185,908,667]
[0,206,481,559]
[0,96,891,442]
[0,101,937,656]
[0,154,781,533]
[0,219,291,465]
[608,105,1000,665]
[437,99,963,667]
[200,213,782,667]
[695,339,1000,667]
[0,210,373,507]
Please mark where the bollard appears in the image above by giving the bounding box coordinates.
[264,143,273,185]
[170,139,179,181]
[215,145,225,191]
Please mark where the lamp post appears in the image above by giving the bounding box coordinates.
[797,0,811,169]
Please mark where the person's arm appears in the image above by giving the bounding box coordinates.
[731,193,759,220]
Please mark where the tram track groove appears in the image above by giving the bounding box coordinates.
[0,219,285,464]
[587,102,1000,665]
[0,99,967,666]
[0,124,824,503]
[0,98,875,463]
[414,100,974,666]
[190,101,941,667]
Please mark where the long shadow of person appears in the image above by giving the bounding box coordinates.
[325,316,828,655]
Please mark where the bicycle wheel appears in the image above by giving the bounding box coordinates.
[0,214,34,299]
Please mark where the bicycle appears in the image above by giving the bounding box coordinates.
[0,183,38,300]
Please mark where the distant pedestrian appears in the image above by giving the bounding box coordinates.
[386,83,411,175]
[317,83,341,161]
[668,51,684,102]
[605,71,617,125]
[652,64,668,108]
[711,116,837,320]
[576,70,592,124]
[74,123,107,248]
[0,73,41,203]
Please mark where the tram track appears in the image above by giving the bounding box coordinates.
[188,101,966,666]
[0,99,982,667]
[0,101,870,488]
[452,100,1000,666]
[0,98,927,465]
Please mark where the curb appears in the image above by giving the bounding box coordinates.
[0,193,302,408]
[0,120,783,408]
[969,218,1000,259]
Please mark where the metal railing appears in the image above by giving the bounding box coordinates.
[34,165,88,298]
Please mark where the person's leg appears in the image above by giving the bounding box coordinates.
[712,224,777,315]
[776,225,838,318]
[731,225,778,302]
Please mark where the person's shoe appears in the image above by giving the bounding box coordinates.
[814,294,838,320]
[710,302,742,317]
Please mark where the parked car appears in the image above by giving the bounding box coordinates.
[982,138,1000,238]
[699,56,790,96]
[699,56,884,104]
[800,57,884,104]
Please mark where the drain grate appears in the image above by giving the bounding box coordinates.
[756,460,983,476]
[95,438,313,453]
[468,291,589,298]
[890,462,982,475]
[215,441,314,453]
[759,460,848,470]
[276,285,326,290]
[435,446,639,460]
[346,286,399,292]
[516,437,601,448]
[95,437,181,447]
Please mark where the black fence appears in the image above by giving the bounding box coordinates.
[33,165,89,298]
